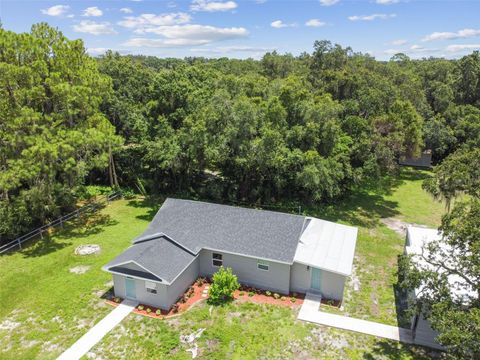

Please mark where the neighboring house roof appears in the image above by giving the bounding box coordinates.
[294,218,357,276]
[406,226,475,303]
[103,235,196,284]
[104,198,358,283]
[134,198,306,264]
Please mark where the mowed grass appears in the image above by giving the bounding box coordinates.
[310,168,446,325]
[0,168,446,359]
[89,301,437,360]
[0,198,154,359]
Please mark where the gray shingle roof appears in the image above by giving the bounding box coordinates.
[134,198,306,264]
[104,235,196,283]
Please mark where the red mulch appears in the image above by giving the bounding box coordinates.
[106,281,209,319]
[106,278,337,319]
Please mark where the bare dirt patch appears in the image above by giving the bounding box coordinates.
[75,244,101,255]
[70,265,91,274]
[380,218,428,237]
[0,319,20,330]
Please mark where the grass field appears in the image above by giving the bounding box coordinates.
[0,169,446,359]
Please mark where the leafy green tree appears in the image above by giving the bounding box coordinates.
[400,200,480,358]
[208,267,240,304]
[0,24,121,241]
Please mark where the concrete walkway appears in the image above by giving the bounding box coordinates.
[57,299,138,360]
[298,293,443,350]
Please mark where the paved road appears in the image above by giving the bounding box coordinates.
[298,293,443,350]
[57,299,138,360]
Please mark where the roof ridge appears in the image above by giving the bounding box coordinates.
[165,197,306,220]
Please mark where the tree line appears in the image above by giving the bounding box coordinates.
[1,23,479,357]
[1,23,479,240]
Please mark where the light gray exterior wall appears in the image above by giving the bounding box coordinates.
[199,249,291,294]
[112,257,200,310]
[290,262,346,301]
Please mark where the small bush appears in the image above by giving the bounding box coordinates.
[266,291,272,296]
[146,308,152,313]
[208,267,239,304]
[273,293,280,299]
[239,292,245,296]
[248,292,254,297]
[171,304,179,313]
[281,296,287,301]
[114,297,120,303]
[138,305,144,311]
[196,277,206,286]
[290,297,296,303]
[156,309,162,316]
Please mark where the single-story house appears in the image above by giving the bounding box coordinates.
[405,226,474,349]
[103,198,358,310]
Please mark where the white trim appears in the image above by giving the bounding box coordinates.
[108,260,159,277]
[202,247,292,265]
[294,260,350,277]
[110,270,166,284]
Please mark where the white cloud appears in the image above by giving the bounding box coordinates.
[120,8,133,14]
[270,20,296,28]
[191,45,273,54]
[305,19,326,27]
[41,5,70,16]
[384,49,401,55]
[118,13,191,32]
[391,39,407,46]
[73,21,117,35]
[348,13,396,21]
[423,28,480,42]
[376,0,399,4]
[83,6,103,17]
[87,47,108,55]
[319,0,339,6]
[123,24,248,47]
[446,44,480,53]
[190,0,237,12]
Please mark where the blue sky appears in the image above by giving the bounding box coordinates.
[1,0,480,60]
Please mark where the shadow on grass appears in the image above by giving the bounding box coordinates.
[306,191,400,228]
[126,195,164,222]
[363,339,439,360]
[99,287,115,300]
[19,212,118,258]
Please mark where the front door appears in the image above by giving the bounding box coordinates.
[310,267,322,292]
[125,277,136,299]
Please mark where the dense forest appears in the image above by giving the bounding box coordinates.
[1,23,480,357]
[1,23,480,242]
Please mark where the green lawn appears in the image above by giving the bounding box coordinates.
[0,198,155,359]
[0,169,446,359]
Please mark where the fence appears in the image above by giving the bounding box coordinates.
[0,192,121,255]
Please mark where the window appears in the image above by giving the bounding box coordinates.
[212,253,223,267]
[257,261,269,271]
[145,281,157,294]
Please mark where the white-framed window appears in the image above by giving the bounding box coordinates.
[257,261,269,271]
[212,252,223,267]
[145,281,157,294]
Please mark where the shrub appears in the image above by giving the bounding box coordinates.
[156,309,161,316]
[239,292,245,296]
[138,305,144,311]
[171,304,179,313]
[281,296,287,301]
[290,297,296,303]
[146,308,152,313]
[114,297,120,303]
[266,291,272,296]
[208,267,239,304]
[248,292,254,297]
[196,277,206,286]
[273,293,280,299]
